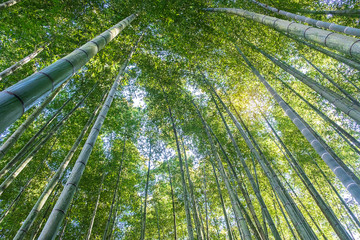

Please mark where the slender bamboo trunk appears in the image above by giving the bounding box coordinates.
[283,33,360,71]
[0,124,61,196]
[155,200,161,240]
[202,164,209,240]
[140,141,152,240]
[271,161,328,239]
[211,162,233,240]
[0,0,21,9]
[295,9,360,16]
[13,95,101,239]
[301,55,360,106]
[338,70,360,92]
[167,159,177,240]
[205,8,360,59]
[191,99,251,239]
[0,79,70,161]
[0,84,93,180]
[262,114,349,239]
[207,80,318,239]
[310,157,360,230]
[85,170,106,240]
[0,135,55,224]
[0,45,46,81]
[248,43,360,123]
[271,185,299,240]
[164,94,194,240]
[37,33,144,240]
[103,139,126,240]
[236,45,360,206]
[210,93,267,240]
[251,0,360,37]
[190,94,279,239]
[0,13,137,132]
[181,137,203,240]
[276,77,360,151]
[29,182,62,240]
[0,85,95,193]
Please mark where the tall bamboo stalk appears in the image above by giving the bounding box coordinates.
[235,45,360,206]
[37,33,144,240]
[0,45,46,81]
[0,79,70,161]
[103,139,126,240]
[0,13,137,132]
[251,0,360,37]
[205,8,360,59]
[14,96,102,240]
[140,141,152,240]
[164,93,194,240]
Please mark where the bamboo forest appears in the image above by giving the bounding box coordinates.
[1,0,360,239]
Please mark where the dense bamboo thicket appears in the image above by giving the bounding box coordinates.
[0,0,359,239]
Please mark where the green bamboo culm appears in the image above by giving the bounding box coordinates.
[235,45,360,207]
[204,8,360,59]
[0,13,137,133]
[37,32,144,240]
[251,0,360,37]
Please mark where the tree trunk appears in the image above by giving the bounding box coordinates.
[249,43,360,123]
[207,80,318,239]
[103,139,126,240]
[284,33,360,72]
[251,0,360,37]
[140,141,152,240]
[85,170,106,240]
[236,45,360,206]
[191,99,251,239]
[0,84,94,180]
[202,163,209,240]
[155,200,161,240]
[164,93,194,240]
[167,160,177,240]
[276,76,360,152]
[0,84,96,191]
[295,9,360,17]
[205,8,360,59]
[210,93,267,240]
[262,114,351,239]
[0,79,70,161]
[190,92,279,239]
[0,13,137,132]
[13,95,102,240]
[211,162,234,240]
[301,55,360,106]
[0,45,46,81]
[37,32,144,240]
[181,137,203,240]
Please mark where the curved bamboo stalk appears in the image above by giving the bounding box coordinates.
[263,115,349,239]
[13,97,102,240]
[283,33,360,71]
[0,45,46,81]
[205,8,360,59]
[0,79,70,161]
[251,0,360,37]
[37,32,144,240]
[0,13,137,132]
[0,84,95,181]
[276,76,360,153]
[295,9,360,17]
[249,43,360,123]
[236,45,360,206]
